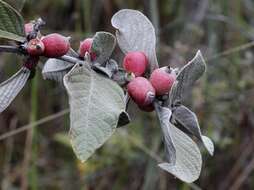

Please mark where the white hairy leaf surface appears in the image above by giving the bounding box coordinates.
[155,104,202,183]
[0,0,25,42]
[91,32,116,64]
[0,67,30,112]
[42,58,74,83]
[172,105,214,155]
[111,9,158,73]
[171,50,206,105]
[64,63,127,162]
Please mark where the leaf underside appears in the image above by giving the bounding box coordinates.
[154,103,176,164]
[171,50,206,105]
[0,67,30,113]
[111,9,158,73]
[155,103,202,183]
[42,58,74,83]
[158,124,202,183]
[172,105,214,155]
[91,32,116,65]
[63,63,128,162]
[0,0,25,42]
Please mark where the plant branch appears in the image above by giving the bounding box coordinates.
[0,45,23,54]
[0,45,81,65]
[0,109,69,141]
[59,55,81,64]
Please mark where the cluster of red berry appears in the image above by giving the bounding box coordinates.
[24,22,96,63]
[25,22,176,112]
[123,51,176,112]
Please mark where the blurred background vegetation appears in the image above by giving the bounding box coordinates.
[0,0,254,189]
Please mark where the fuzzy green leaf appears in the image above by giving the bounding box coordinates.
[172,105,214,155]
[0,67,30,113]
[64,63,128,162]
[155,103,202,183]
[0,0,25,41]
[171,50,206,105]
[111,9,158,73]
[91,32,116,64]
[42,58,74,83]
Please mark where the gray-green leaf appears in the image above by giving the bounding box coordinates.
[91,32,116,64]
[5,0,26,12]
[0,67,30,113]
[154,103,202,182]
[111,9,158,72]
[0,0,25,42]
[154,102,176,164]
[63,63,127,162]
[42,58,74,83]
[172,105,214,155]
[171,50,206,105]
[158,124,202,183]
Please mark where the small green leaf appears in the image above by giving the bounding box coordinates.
[42,49,77,83]
[172,105,214,155]
[0,0,25,42]
[42,58,74,83]
[0,67,30,113]
[91,32,116,64]
[155,103,202,183]
[154,102,176,164]
[5,0,26,12]
[111,9,158,73]
[170,50,206,105]
[63,63,127,162]
[158,124,202,183]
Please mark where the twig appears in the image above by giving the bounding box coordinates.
[21,73,39,190]
[0,45,80,65]
[206,41,254,62]
[229,156,254,190]
[1,117,18,190]
[59,55,80,64]
[0,45,23,54]
[0,109,69,141]
[219,140,253,190]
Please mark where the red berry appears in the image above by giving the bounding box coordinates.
[123,51,148,77]
[24,23,33,35]
[23,56,39,70]
[41,33,70,58]
[138,104,155,112]
[150,67,176,96]
[127,77,155,106]
[27,38,45,56]
[79,38,96,60]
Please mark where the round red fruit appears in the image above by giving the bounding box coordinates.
[41,33,70,58]
[27,38,45,56]
[24,56,39,70]
[79,38,96,60]
[123,51,148,77]
[150,67,176,96]
[127,77,155,106]
[138,104,155,112]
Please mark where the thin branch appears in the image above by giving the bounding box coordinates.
[206,41,254,62]
[0,45,23,54]
[229,156,254,190]
[0,45,81,65]
[59,55,80,64]
[0,109,69,141]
